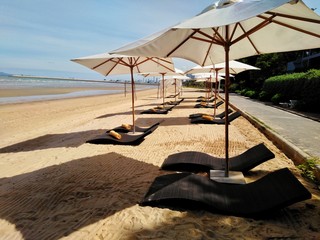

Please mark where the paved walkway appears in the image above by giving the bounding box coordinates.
[228,93,320,159]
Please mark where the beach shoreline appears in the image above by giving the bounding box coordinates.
[0,87,319,239]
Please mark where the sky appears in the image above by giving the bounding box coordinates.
[1,0,319,81]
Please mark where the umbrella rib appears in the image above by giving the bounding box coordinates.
[194,28,225,46]
[148,57,174,72]
[92,57,124,76]
[166,29,199,57]
[258,15,320,38]
[201,30,221,66]
[265,11,320,24]
[238,23,261,54]
[230,16,275,45]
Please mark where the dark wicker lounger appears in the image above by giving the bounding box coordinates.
[141,105,174,114]
[196,97,216,102]
[87,125,157,145]
[190,111,241,124]
[161,143,275,173]
[189,109,233,119]
[140,168,311,218]
[161,98,184,105]
[194,100,224,108]
[106,121,160,133]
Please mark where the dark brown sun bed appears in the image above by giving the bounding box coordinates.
[140,105,174,114]
[189,109,233,119]
[161,143,275,173]
[106,122,160,133]
[194,100,224,108]
[140,168,311,218]
[196,97,216,102]
[190,111,241,124]
[87,125,157,145]
[160,98,184,105]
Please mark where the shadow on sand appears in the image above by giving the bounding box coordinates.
[0,152,160,240]
[0,129,106,153]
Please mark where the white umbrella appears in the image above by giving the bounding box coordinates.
[141,68,184,104]
[71,53,175,133]
[164,75,190,101]
[187,61,260,116]
[186,60,259,75]
[112,0,320,177]
[192,73,224,103]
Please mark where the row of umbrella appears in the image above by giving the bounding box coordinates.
[72,0,320,177]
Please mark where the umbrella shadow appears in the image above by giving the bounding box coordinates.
[96,110,141,119]
[140,117,190,127]
[0,152,160,240]
[0,129,106,153]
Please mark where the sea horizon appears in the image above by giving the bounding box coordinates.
[0,75,157,105]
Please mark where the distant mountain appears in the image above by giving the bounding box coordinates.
[0,72,12,76]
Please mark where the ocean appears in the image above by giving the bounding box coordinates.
[0,76,156,105]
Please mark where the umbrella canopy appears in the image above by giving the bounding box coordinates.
[71,53,175,133]
[112,0,320,66]
[186,60,260,75]
[112,0,320,177]
[187,60,259,117]
[141,68,185,104]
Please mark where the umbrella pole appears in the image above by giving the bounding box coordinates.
[130,66,136,134]
[224,28,230,178]
[162,73,165,105]
[214,71,218,118]
[174,78,177,102]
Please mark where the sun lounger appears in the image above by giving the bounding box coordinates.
[160,98,184,106]
[189,109,233,119]
[194,101,223,108]
[140,168,311,217]
[190,111,241,124]
[87,125,157,145]
[141,105,174,114]
[161,143,275,173]
[106,122,160,133]
[196,97,216,102]
[166,93,180,98]
[141,109,169,114]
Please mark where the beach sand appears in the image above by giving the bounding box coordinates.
[0,87,319,239]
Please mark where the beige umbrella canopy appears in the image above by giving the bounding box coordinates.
[112,0,320,177]
[140,68,185,104]
[187,61,260,116]
[164,74,190,101]
[71,53,175,133]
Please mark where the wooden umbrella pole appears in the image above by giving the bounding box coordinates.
[174,78,177,102]
[162,73,165,105]
[224,26,230,178]
[130,66,135,134]
[213,72,217,118]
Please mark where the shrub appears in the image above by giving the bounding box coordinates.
[298,157,320,185]
[262,69,320,112]
[229,83,239,92]
[240,88,249,96]
[271,93,282,105]
[258,90,270,101]
[244,90,258,99]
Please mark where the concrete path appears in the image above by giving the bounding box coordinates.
[228,93,320,158]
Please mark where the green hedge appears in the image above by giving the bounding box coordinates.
[262,69,320,112]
